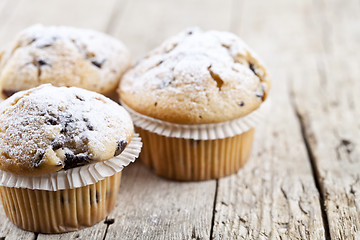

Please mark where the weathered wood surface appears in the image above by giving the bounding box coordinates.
[212,0,327,239]
[291,0,360,239]
[0,0,358,239]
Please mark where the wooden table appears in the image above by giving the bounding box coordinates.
[0,0,358,239]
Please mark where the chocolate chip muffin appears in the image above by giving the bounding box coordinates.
[0,84,140,233]
[118,28,270,181]
[0,24,131,99]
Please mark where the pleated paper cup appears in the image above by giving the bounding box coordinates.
[0,134,142,233]
[122,101,270,181]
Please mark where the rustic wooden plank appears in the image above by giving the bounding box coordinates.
[0,0,24,46]
[0,1,38,238]
[0,0,118,45]
[0,0,119,239]
[291,0,360,239]
[211,0,327,239]
[212,71,326,239]
[105,0,233,239]
[0,0,11,17]
[104,162,215,240]
[110,0,233,59]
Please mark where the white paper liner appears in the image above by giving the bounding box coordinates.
[0,134,142,191]
[121,99,271,140]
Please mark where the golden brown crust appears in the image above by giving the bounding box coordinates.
[119,28,270,124]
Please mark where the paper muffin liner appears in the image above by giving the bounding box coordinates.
[121,99,269,181]
[0,172,122,233]
[0,134,142,191]
[137,127,254,181]
[121,99,270,140]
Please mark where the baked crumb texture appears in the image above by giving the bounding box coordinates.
[0,84,134,176]
[120,28,270,124]
[0,24,131,99]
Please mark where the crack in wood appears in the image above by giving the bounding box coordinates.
[291,96,331,240]
[32,233,38,240]
[102,216,115,240]
[209,180,219,240]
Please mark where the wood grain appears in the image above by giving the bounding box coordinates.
[291,0,360,238]
[105,0,233,239]
[211,0,327,239]
[109,0,233,59]
[0,0,118,239]
[105,162,216,240]
[212,65,325,239]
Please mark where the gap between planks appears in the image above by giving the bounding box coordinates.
[290,84,331,240]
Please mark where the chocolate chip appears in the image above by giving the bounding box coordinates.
[37,59,49,66]
[86,122,94,131]
[239,101,245,107]
[114,140,127,156]
[2,89,17,98]
[249,63,258,77]
[256,93,264,98]
[64,150,91,169]
[45,116,59,125]
[75,153,90,163]
[36,36,58,48]
[158,79,172,89]
[51,135,65,150]
[29,38,37,44]
[64,151,75,163]
[91,59,106,68]
[33,149,45,168]
[38,43,52,48]
[188,30,193,35]
[156,60,164,66]
[62,113,74,128]
[154,102,158,107]
[221,44,230,49]
[60,119,72,133]
[255,85,265,99]
[76,95,85,101]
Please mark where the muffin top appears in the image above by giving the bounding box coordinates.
[119,28,270,124]
[0,24,131,99]
[0,84,134,176]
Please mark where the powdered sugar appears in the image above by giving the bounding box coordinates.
[123,28,266,94]
[0,84,133,176]
[0,24,131,97]
[120,28,270,124]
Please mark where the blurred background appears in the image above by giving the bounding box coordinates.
[0,0,309,63]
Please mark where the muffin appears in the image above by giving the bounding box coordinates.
[118,28,270,181]
[0,24,131,100]
[0,84,141,233]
